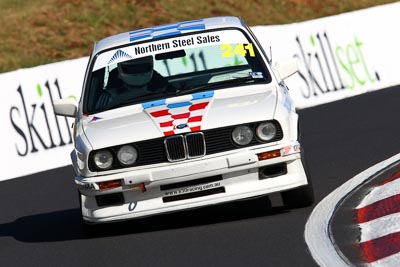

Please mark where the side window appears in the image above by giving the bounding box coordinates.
[87,68,105,111]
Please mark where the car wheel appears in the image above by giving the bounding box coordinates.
[281,182,314,209]
[281,128,315,209]
[78,191,100,235]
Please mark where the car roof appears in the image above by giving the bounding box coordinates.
[92,16,246,56]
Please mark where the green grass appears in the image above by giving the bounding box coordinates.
[0,0,397,73]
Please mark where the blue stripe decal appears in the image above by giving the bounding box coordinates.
[183,19,204,23]
[129,20,206,42]
[130,34,152,42]
[129,28,152,35]
[179,24,206,31]
[154,23,180,31]
[142,99,166,109]
[153,31,181,39]
[179,19,204,28]
[129,29,153,42]
[192,90,214,100]
[167,102,192,109]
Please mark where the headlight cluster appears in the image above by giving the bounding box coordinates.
[231,121,278,146]
[256,122,277,141]
[92,145,138,170]
[232,126,253,146]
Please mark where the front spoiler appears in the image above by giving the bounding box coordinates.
[76,142,308,223]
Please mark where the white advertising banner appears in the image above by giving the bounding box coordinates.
[2,58,88,180]
[252,2,400,108]
[1,2,400,181]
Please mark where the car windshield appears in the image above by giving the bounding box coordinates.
[85,28,271,113]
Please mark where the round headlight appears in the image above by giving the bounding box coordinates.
[256,122,277,141]
[117,145,138,166]
[94,150,113,169]
[232,125,253,146]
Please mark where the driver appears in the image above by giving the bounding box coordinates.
[118,55,155,89]
[115,55,171,93]
[96,55,170,109]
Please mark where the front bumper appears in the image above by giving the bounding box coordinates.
[76,141,308,223]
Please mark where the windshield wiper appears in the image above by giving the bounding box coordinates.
[176,76,267,96]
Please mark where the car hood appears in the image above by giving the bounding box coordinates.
[82,84,278,149]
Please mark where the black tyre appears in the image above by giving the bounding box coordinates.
[78,191,101,235]
[282,122,315,209]
[281,152,314,208]
[281,181,314,209]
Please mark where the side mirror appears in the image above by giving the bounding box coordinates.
[53,98,78,117]
[273,59,299,81]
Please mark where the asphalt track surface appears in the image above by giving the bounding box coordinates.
[2,85,400,267]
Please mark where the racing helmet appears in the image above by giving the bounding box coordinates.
[118,56,154,86]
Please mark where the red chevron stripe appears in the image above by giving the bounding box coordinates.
[189,102,209,111]
[160,120,174,127]
[190,126,201,132]
[357,194,400,224]
[188,116,202,123]
[163,131,175,136]
[151,109,170,117]
[359,232,400,263]
[172,112,190,119]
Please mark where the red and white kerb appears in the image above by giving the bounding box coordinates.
[356,170,400,266]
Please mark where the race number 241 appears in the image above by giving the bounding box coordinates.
[221,43,255,58]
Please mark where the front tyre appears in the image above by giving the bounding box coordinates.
[281,148,314,209]
[281,182,314,209]
[78,191,101,235]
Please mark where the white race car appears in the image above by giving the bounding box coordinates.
[54,16,313,226]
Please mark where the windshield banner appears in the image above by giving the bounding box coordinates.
[93,30,249,71]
